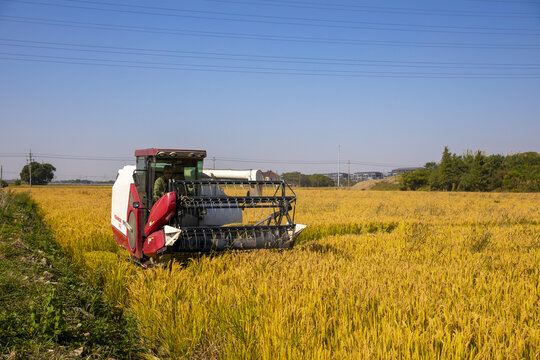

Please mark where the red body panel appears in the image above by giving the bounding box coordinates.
[112,225,128,249]
[145,192,177,236]
[143,230,166,259]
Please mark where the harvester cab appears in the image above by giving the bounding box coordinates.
[111,148,306,265]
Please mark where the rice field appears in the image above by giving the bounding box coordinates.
[15,186,540,359]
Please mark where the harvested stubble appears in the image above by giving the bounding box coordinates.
[15,186,540,359]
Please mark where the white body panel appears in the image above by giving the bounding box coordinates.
[111,165,135,235]
[163,225,182,246]
[203,169,262,181]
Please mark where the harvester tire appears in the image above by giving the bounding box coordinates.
[127,211,137,250]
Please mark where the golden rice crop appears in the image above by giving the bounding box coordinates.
[14,186,540,359]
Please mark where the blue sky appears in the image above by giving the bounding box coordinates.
[1,0,539,180]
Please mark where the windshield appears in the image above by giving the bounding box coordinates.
[149,158,203,203]
[151,159,202,181]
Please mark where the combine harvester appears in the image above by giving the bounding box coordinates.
[111,148,305,265]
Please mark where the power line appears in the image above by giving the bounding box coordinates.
[3,16,540,50]
[4,0,539,35]
[1,39,539,69]
[0,151,418,168]
[1,170,20,174]
[54,0,540,18]
[0,152,131,161]
[0,153,28,157]
[8,51,540,75]
[213,157,418,168]
[51,173,115,179]
[2,54,539,78]
[36,153,132,161]
[206,0,538,18]
[466,0,538,4]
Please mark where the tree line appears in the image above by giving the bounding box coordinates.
[281,172,335,187]
[400,147,540,192]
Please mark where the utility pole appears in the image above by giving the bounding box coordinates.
[347,160,350,188]
[1,165,3,186]
[213,156,215,170]
[337,145,340,187]
[28,149,33,188]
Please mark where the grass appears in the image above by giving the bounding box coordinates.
[370,180,400,191]
[10,186,540,359]
[0,190,147,359]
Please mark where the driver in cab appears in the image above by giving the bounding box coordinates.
[153,165,173,201]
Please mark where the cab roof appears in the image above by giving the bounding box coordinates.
[135,148,207,158]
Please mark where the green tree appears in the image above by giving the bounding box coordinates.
[428,168,441,190]
[501,170,523,192]
[431,147,449,190]
[403,148,538,193]
[437,147,461,191]
[400,169,430,190]
[281,172,310,187]
[485,155,505,191]
[308,174,334,187]
[282,172,335,187]
[470,152,489,191]
[20,162,56,185]
[460,151,489,191]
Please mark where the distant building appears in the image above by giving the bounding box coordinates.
[323,172,348,183]
[390,167,421,176]
[352,171,383,181]
[262,170,281,181]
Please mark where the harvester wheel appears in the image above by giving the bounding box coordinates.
[127,211,137,250]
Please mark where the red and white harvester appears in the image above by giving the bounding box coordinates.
[111,148,305,265]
